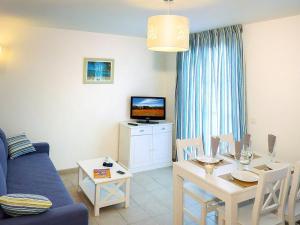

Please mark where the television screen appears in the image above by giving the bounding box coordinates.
[130,96,166,121]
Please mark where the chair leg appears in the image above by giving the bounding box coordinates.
[200,205,207,225]
[289,217,296,225]
[218,213,224,225]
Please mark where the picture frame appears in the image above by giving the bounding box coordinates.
[83,58,114,84]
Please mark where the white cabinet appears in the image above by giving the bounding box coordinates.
[131,134,152,168]
[153,132,172,164]
[118,122,173,173]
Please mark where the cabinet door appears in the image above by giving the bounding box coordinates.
[153,132,172,164]
[131,135,152,168]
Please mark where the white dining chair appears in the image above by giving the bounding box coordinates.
[176,137,220,225]
[285,161,300,225]
[219,134,235,154]
[218,165,291,225]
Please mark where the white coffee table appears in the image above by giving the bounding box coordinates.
[77,157,132,216]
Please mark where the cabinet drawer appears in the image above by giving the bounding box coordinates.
[131,127,152,136]
[153,124,172,133]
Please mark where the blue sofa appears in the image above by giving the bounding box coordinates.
[0,128,88,225]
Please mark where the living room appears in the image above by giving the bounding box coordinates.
[0,1,299,225]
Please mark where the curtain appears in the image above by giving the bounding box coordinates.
[175,24,246,155]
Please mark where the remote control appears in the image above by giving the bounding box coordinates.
[117,170,125,175]
[128,122,138,126]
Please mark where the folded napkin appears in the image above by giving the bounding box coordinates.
[268,134,276,154]
[234,141,242,160]
[211,137,220,157]
[243,134,251,148]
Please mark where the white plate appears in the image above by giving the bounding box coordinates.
[196,156,221,164]
[266,162,288,170]
[231,170,259,183]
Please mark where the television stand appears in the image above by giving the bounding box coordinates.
[136,120,159,124]
[118,121,173,172]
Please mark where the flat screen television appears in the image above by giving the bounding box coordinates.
[130,96,166,123]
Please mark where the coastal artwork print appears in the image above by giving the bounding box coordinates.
[83,58,114,84]
[132,98,165,117]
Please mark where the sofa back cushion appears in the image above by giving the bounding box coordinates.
[0,129,8,157]
[0,194,52,217]
[0,140,7,177]
[7,134,36,159]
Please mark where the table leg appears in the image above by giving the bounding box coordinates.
[94,184,100,216]
[225,199,238,225]
[173,169,184,225]
[125,178,130,208]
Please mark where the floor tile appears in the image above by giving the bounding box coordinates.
[117,204,151,224]
[128,217,159,225]
[130,180,145,195]
[132,173,157,187]
[96,207,127,225]
[139,198,171,216]
[150,188,173,208]
[131,190,158,205]
[153,212,173,225]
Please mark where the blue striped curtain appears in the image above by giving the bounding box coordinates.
[175,25,246,154]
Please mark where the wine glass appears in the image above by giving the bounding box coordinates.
[247,140,254,161]
[234,141,242,170]
[268,134,276,163]
[268,150,276,163]
[268,142,276,163]
[223,142,230,155]
[240,142,253,167]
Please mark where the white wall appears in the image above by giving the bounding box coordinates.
[244,14,300,163]
[0,24,176,170]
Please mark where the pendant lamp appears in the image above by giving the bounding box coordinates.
[147,0,189,52]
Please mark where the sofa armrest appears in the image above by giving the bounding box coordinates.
[0,203,88,225]
[32,142,50,155]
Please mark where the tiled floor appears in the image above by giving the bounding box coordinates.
[60,166,217,225]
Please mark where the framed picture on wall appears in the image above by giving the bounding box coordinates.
[83,58,114,84]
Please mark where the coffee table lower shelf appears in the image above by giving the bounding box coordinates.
[81,178,129,205]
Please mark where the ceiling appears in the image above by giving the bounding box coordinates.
[0,0,299,37]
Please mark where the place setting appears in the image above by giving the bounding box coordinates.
[254,134,292,172]
[221,134,261,160]
[219,139,260,188]
[190,137,232,174]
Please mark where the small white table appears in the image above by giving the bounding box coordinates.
[77,157,132,216]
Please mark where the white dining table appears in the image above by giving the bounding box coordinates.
[173,154,276,225]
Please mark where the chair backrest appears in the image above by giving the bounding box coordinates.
[176,138,204,161]
[219,134,235,154]
[252,165,291,225]
[288,161,300,224]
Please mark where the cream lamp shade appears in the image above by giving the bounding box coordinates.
[147,15,189,52]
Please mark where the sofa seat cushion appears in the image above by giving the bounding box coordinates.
[6,153,73,208]
[0,167,7,219]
